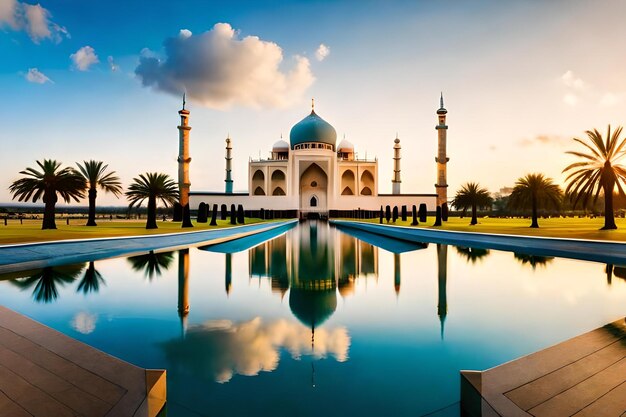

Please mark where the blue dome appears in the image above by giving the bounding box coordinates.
[289,110,337,150]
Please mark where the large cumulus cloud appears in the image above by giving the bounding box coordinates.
[161,317,350,383]
[135,23,315,109]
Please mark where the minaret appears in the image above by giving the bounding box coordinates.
[435,93,449,207]
[177,249,190,337]
[392,134,401,194]
[177,94,193,227]
[225,136,233,193]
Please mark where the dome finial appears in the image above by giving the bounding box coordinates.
[311,98,315,112]
[182,92,186,110]
[440,92,444,109]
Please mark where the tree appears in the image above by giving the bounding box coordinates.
[237,204,244,224]
[401,205,407,222]
[197,202,208,223]
[563,125,626,230]
[125,173,179,229]
[210,204,218,226]
[508,173,562,228]
[392,206,398,223]
[75,160,122,226]
[441,203,449,221]
[385,205,391,223]
[433,206,442,226]
[230,204,237,225]
[418,204,427,222]
[221,204,227,220]
[411,205,418,226]
[9,159,85,230]
[451,182,493,226]
[379,205,383,224]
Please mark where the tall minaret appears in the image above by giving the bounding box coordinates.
[225,136,233,193]
[392,134,401,194]
[177,94,193,227]
[435,93,449,207]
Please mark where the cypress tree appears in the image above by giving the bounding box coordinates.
[197,202,208,223]
[442,203,449,221]
[210,204,218,226]
[434,206,442,226]
[230,204,237,225]
[260,208,265,220]
[379,205,383,224]
[401,205,407,222]
[385,205,391,223]
[418,203,427,222]
[220,204,227,220]
[173,203,182,222]
[411,205,418,226]
[392,206,398,223]
[237,204,244,224]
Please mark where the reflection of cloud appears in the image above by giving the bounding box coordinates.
[135,23,315,109]
[71,311,97,334]
[162,317,350,383]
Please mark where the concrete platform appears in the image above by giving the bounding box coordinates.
[0,306,166,417]
[460,318,626,417]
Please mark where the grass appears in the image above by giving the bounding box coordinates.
[350,216,626,242]
[0,218,266,245]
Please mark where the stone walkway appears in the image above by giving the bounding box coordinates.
[461,318,626,417]
[0,220,297,274]
[0,306,166,417]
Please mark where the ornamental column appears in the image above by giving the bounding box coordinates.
[392,134,401,195]
[177,94,193,227]
[435,93,449,207]
[225,136,233,193]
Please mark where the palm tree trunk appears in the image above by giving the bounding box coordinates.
[86,188,97,226]
[470,204,477,225]
[146,195,158,229]
[42,189,57,230]
[530,196,539,228]
[601,181,617,230]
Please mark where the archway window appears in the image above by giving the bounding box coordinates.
[272,187,286,196]
[342,186,354,195]
[252,170,265,181]
[361,186,372,195]
[254,186,266,196]
[310,196,318,207]
[271,170,285,181]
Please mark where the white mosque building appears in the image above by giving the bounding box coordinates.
[184,97,449,219]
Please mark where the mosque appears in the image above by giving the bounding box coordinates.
[179,96,450,219]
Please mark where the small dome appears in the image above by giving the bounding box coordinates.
[289,110,337,150]
[337,138,354,151]
[272,139,289,150]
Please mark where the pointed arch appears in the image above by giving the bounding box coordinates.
[254,186,265,196]
[272,187,286,196]
[361,186,372,195]
[342,186,354,195]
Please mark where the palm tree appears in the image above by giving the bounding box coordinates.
[508,173,562,228]
[76,261,106,294]
[127,251,174,280]
[11,263,85,303]
[76,160,122,226]
[451,182,493,225]
[9,159,85,229]
[563,125,626,230]
[125,173,179,229]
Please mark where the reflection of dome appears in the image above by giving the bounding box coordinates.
[337,137,353,151]
[289,288,337,328]
[289,110,337,150]
[272,139,289,151]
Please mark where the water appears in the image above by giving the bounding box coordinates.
[0,221,624,416]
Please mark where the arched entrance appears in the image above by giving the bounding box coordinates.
[300,163,328,215]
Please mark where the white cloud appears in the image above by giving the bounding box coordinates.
[600,92,624,107]
[135,23,315,109]
[563,93,579,106]
[561,70,586,90]
[161,317,350,383]
[71,46,99,71]
[107,55,119,72]
[0,0,68,43]
[315,43,330,61]
[71,312,97,334]
[25,67,52,84]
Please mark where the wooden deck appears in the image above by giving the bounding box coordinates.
[461,318,626,417]
[0,306,166,417]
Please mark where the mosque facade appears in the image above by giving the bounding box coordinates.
[186,97,449,218]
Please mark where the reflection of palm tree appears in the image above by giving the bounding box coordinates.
[77,261,105,294]
[11,264,85,303]
[127,251,174,280]
[513,253,554,269]
[455,246,490,264]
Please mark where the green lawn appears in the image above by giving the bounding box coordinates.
[0,218,265,245]
[352,216,626,242]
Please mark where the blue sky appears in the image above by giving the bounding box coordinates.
[2,0,626,205]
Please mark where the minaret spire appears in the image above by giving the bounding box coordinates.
[392,134,401,194]
[182,93,186,110]
[435,93,449,207]
[177,98,193,227]
[225,136,233,193]
[311,98,315,113]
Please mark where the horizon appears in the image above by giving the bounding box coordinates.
[3,0,626,206]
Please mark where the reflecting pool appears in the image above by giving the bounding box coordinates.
[0,221,625,416]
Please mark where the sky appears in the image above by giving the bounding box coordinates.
[2,0,626,206]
